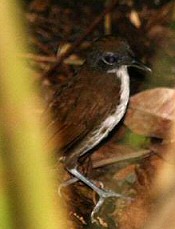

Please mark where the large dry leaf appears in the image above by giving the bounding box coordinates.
[125,88,175,138]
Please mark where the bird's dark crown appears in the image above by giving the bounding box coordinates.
[85,36,151,73]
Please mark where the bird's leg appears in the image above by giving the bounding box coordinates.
[69,168,123,222]
[65,158,123,223]
[58,156,91,194]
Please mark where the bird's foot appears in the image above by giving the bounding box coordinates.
[91,189,128,223]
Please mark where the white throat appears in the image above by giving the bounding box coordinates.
[104,65,130,129]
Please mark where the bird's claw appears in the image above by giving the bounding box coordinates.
[91,189,124,223]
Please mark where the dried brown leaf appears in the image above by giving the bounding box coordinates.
[125,88,175,139]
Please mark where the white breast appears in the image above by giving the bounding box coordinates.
[103,65,130,130]
[80,66,130,156]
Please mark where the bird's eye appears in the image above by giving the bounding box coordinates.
[102,53,117,65]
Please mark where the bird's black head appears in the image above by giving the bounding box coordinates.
[86,36,151,73]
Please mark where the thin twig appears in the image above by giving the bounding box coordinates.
[21,53,57,62]
[104,0,113,35]
[21,53,84,65]
[30,37,53,55]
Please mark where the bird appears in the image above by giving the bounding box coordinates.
[49,36,151,222]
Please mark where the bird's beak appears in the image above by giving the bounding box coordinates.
[130,59,152,73]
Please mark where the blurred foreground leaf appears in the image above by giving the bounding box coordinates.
[0,1,68,228]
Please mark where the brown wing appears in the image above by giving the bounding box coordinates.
[49,68,121,154]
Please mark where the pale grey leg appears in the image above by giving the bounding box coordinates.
[69,168,122,223]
